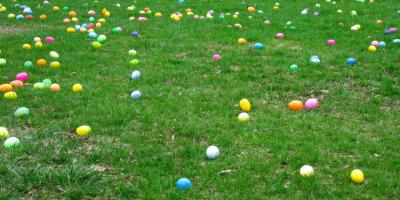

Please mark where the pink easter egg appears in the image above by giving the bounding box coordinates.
[212,54,221,61]
[275,33,284,39]
[138,17,148,22]
[305,98,319,109]
[371,40,379,46]
[45,37,55,43]
[16,72,29,81]
[327,39,336,45]
[389,27,397,33]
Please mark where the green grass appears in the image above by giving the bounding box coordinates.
[1,0,400,199]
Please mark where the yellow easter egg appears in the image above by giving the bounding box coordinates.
[0,127,10,139]
[67,27,75,33]
[72,84,83,92]
[239,99,251,112]
[368,45,376,52]
[50,61,60,69]
[22,43,32,50]
[350,169,364,184]
[4,91,17,100]
[76,125,91,136]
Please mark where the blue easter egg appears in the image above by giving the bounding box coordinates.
[254,42,264,49]
[346,58,357,65]
[176,178,191,190]
[384,30,391,35]
[14,107,30,118]
[131,71,141,80]
[378,41,386,47]
[131,32,139,37]
[89,32,97,39]
[178,0,185,3]
[131,91,141,100]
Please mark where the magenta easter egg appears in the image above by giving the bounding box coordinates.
[305,98,319,109]
[275,33,284,39]
[212,54,221,61]
[16,72,29,81]
[371,41,379,46]
[45,37,55,43]
[327,39,336,46]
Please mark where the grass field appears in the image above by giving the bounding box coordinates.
[1,0,400,199]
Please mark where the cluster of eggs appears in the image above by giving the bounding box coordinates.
[289,98,319,111]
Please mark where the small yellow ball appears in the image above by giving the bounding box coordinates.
[0,127,10,139]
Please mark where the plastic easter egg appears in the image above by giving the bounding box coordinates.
[206,146,220,159]
[0,58,6,66]
[368,45,376,52]
[393,39,400,44]
[131,31,139,37]
[45,37,55,43]
[288,100,303,111]
[98,35,107,42]
[10,80,24,88]
[4,137,20,149]
[50,84,60,92]
[300,165,314,177]
[14,107,30,118]
[23,43,32,50]
[378,41,386,48]
[92,41,102,49]
[289,64,299,72]
[16,15,24,20]
[239,99,251,112]
[310,56,320,63]
[176,178,191,190]
[88,10,96,16]
[35,42,43,48]
[275,33,284,39]
[376,20,383,25]
[305,98,319,109]
[238,112,250,122]
[128,50,137,55]
[238,38,247,45]
[98,18,106,23]
[155,12,162,17]
[212,54,221,61]
[68,11,76,17]
[347,58,357,65]
[350,169,364,184]
[327,39,336,45]
[50,61,60,69]
[131,90,141,100]
[8,13,15,19]
[253,42,264,49]
[34,82,45,90]
[67,27,75,33]
[4,91,17,100]
[0,127,10,139]
[42,79,52,88]
[138,17,147,22]
[72,84,83,93]
[0,84,12,92]
[131,71,141,80]
[40,15,47,20]
[22,60,32,69]
[89,32,97,39]
[130,59,140,65]
[50,51,59,59]
[371,41,379,46]
[33,37,41,43]
[52,6,60,11]
[76,125,91,136]
[37,59,47,67]
[16,72,28,81]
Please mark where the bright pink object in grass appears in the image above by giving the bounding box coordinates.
[16,72,29,81]
[305,98,319,109]
[327,39,336,46]
[212,54,221,61]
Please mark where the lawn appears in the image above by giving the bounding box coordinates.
[0,0,399,199]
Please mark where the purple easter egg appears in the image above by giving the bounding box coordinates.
[305,98,319,109]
